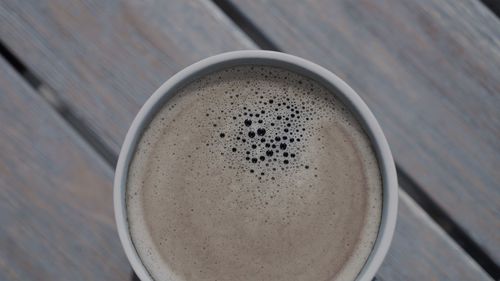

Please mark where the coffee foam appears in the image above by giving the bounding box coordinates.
[127,65,382,281]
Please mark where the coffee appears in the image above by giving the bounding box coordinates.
[126,65,382,281]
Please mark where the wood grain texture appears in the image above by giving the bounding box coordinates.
[0,0,256,154]
[226,0,500,263]
[0,56,129,280]
[0,0,494,279]
[380,191,491,280]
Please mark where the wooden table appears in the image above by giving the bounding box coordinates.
[0,1,498,280]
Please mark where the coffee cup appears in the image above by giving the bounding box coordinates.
[114,51,397,281]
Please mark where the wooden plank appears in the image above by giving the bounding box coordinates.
[0,0,256,153]
[224,0,500,263]
[0,0,494,279]
[380,191,491,280]
[0,56,129,279]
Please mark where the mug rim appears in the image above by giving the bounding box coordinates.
[114,50,398,281]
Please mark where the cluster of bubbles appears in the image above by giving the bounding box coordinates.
[217,95,312,179]
[201,66,340,182]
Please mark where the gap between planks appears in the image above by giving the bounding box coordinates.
[480,0,500,18]
[0,40,117,167]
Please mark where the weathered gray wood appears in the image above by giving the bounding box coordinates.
[380,192,491,280]
[0,0,256,153]
[0,56,129,280]
[225,0,500,263]
[0,0,495,279]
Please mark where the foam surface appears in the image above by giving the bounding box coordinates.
[127,65,382,281]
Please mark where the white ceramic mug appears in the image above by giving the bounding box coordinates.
[114,50,398,281]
